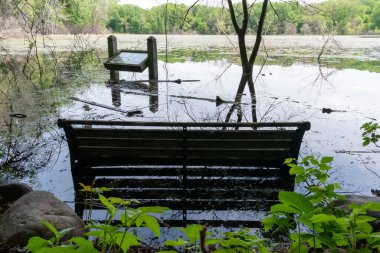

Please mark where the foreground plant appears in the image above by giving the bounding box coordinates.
[207,228,268,253]
[264,156,380,253]
[82,184,168,253]
[361,122,380,147]
[25,220,97,253]
[25,154,380,253]
[26,184,168,253]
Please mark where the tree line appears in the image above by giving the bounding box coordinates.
[0,0,379,36]
[107,0,380,35]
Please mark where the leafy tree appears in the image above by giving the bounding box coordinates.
[371,1,380,30]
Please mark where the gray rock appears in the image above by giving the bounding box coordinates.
[335,194,380,216]
[0,190,85,247]
[335,194,380,231]
[0,183,33,201]
[0,183,33,215]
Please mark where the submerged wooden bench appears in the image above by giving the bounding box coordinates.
[58,119,310,227]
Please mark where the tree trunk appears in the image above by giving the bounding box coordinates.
[225,0,269,124]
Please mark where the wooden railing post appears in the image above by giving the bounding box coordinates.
[147,36,158,80]
[108,35,119,82]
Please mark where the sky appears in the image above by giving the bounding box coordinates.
[118,0,324,9]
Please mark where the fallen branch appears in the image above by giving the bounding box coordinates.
[70,97,142,116]
[115,88,244,106]
[170,95,237,106]
[335,150,380,154]
[109,79,200,86]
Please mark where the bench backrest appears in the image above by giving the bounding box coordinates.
[58,119,310,169]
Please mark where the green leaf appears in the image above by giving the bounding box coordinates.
[98,194,117,218]
[115,232,140,253]
[108,197,123,204]
[278,191,314,213]
[357,215,377,223]
[120,209,140,227]
[137,206,169,214]
[212,250,229,253]
[357,222,373,234]
[135,214,144,227]
[318,163,331,171]
[361,202,380,211]
[69,237,98,253]
[98,194,111,208]
[97,187,111,192]
[262,215,277,231]
[164,238,186,247]
[335,217,350,229]
[143,214,161,237]
[270,203,301,214]
[37,247,75,253]
[289,242,308,253]
[309,214,337,223]
[26,237,49,252]
[332,232,349,247]
[310,157,319,165]
[317,234,338,248]
[181,224,203,243]
[41,220,59,239]
[58,228,74,239]
[321,156,334,163]
[284,158,295,164]
[289,166,304,175]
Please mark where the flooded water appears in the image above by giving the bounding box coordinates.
[1,35,380,217]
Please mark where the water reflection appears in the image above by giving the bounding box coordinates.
[73,167,295,227]
[0,46,379,206]
[0,53,105,184]
[108,80,159,113]
[111,87,121,107]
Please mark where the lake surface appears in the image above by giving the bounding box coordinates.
[0,35,380,207]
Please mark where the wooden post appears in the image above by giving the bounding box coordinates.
[149,81,158,113]
[147,36,158,80]
[108,35,119,82]
[111,87,121,107]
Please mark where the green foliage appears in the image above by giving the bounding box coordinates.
[207,228,268,253]
[286,156,343,207]
[26,153,380,253]
[361,122,380,147]
[264,156,380,252]
[26,220,98,253]
[26,184,169,253]
[104,0,380,35]
[160,224,204,252]
[80,184,169,253]
[3,0,380,35]
[371,1,380,29]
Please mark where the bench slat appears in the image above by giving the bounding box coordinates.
[78,147,290,158]
[80,199,276,211]
[73,128,296,140]
[79,157,287,167]
[95,188,282,200]
[76,137,293,149]
[93,178,293,189]
[89,166,287,177]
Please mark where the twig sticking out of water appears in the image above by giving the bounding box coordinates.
[69,97,142,117]
[108,79,200,86]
